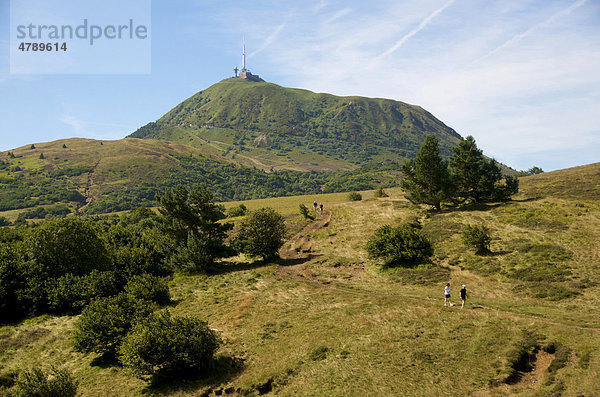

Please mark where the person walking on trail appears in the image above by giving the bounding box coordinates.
[460,284,467,309]
[313,201,318,213]
[319,203,323,214]
[444,283,453,306]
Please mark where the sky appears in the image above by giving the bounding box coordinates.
[0,0,599,172]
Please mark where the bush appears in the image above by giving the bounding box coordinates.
[119,311,221,376]
[26,217,110,276]
[299,204,314,220]
[374,187,388,198]
[461,224,492,254]
[227,204,247,217]
[47,271,121,314]
[7,367,77,397]
[125,274,170,305]
[73,294,154,358]
[348,192,362,201]
[233,207,286,260]
[366,224,433,267]
[0,216,10,227]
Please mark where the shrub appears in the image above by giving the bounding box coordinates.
[125,274,170,305]
[7,367,77,397]
[348,192,362,201]
[299,204,314,220]
[47,270,121,314]
[373,187,388,198]
[461,224,492,254]
[119,311,221,377]
[0,216,10,227]
[366,224,433,267]
[227,204,247,217]
[233,207,286,260]
[73,294,154,358]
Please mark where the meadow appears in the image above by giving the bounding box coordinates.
[1,163,599,396]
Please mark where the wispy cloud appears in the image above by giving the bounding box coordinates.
[248,20,287,59]
[60,115,133,138]
[473,0,589,64]
[375,0,455,60]
[60,116,86,134]
[323,8,352,25]
[227,0,599,171]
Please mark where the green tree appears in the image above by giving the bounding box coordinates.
[0,245,26,322]
[527,166,544,175]
[119,311,221,377]
[73,294,154,358]
[233,207,286,260]
[366,224,433,267]
[449,136,517,203]
[26,218,110,277]
[157,184,232,269]
[401,135,452,211]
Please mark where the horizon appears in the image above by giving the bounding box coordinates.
[1,0,599,172]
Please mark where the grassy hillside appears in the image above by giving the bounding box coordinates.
[1,163,599,396]
[0,138,402,219]
[130,78,462,170]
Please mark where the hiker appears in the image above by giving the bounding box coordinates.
[319,203,323,214]
[460,284,467,308]
[313,201,318,212]
[444,283,453,306]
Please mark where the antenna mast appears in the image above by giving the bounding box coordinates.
[242,37,246,71]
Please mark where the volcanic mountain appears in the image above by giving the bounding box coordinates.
[130,78,462,171]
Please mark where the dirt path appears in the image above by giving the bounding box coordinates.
[78,160,100,212]
[277,210,333,285]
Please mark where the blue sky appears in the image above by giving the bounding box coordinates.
[1,0,599,171]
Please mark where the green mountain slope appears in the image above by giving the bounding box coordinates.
[130,78,461,171]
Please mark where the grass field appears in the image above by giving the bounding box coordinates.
[1,163,599,396]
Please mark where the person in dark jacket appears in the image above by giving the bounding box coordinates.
[460,284,467,309]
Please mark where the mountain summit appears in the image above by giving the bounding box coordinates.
[130,79,461,171]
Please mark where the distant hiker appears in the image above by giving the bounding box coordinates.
[460,285,467,309]
[319,203,323,214]
[313,201,318,212]
[444,283,453,306]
